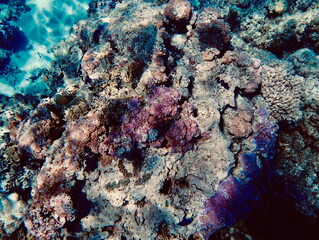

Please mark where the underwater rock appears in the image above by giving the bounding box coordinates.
[0,49,11,71]
[0,22,28,52]
[0,0,31,22]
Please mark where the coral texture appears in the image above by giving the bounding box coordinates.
[201,106,278,238]
[0,0,319,240]
[261,65,304,122]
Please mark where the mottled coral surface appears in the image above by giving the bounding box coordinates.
[1,0,319,240]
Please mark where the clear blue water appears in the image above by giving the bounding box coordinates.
[0,0,90,96]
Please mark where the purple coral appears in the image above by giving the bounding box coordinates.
[99,87,200,157]
[252,106,279,160]
[201,106,278,239]
[166,119,200,153]
[200,154,261,239]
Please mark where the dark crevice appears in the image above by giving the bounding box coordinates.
[130,146,144,176]
[83,147,100,172]
[219,111,225,134]
[216,77,230,90]
[92,24,106,44]
[268,37,303,58]
[66,237,80,240]
[174,177,190,189]
[193,107,198,118]
[178,217,194,226]
[218,104,236,134]
[160,178,173,195]
[227,8,241,32]
[163,75,174,87]
[15,187,32,203]
[237,83,262,99]
[66,181,93,233]
[130,58,147,89]
[187,76,195,97]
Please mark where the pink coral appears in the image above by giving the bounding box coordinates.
[25,193,75,240]
[166,119,200,153]
[15,102,64,159]
[223,108,253,138]
[99,87,201,156]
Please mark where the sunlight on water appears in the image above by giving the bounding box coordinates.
[0,0,91,96]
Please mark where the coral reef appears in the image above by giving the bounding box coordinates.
[0,0,30,88]
[0,22,28,52]
[0,0,319,239]
[0,93,41,193]
[231,0,319,55]
[99,87,200,157]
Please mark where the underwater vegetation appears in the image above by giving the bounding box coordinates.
[0,0,319,239]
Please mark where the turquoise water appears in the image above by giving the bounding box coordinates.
[0,0,90,96]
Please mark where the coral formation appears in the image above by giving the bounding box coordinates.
[235,0,319,55]
[0,0,31,22]
[0,0,319,239]
[201,106,278,237]
[261,64,304,122]
[0,22,28,51]
[99,87,200,157]
[223,108,252,138]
